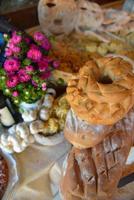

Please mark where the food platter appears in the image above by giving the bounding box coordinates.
[0,151,19,200]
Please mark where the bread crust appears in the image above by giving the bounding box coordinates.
[123,163,134,178]
[75,0,103,32]
[38,0,77,36]
[64,109,112,149]
[61,130,131,200]
[67,57,134,125]
[65,106,134,150]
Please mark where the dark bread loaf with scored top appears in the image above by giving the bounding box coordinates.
[61,130,132,200]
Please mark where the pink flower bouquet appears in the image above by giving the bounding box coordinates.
[0,31,59,105]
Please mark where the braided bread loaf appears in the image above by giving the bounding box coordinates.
[60,130,132,200]
[67,57,134,125]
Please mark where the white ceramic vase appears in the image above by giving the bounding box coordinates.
[19,99,42,111]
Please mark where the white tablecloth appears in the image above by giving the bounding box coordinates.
[13,141,71,200]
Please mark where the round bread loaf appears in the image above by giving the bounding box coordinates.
[66,57,134,125]
[64,106,134,149]
[75,0,103,33]
[102,9,132,33]
[60,130,131,200]
[64,109,112,149]
[38,0,77,36]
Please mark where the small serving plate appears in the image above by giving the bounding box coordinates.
[1,149,19,200]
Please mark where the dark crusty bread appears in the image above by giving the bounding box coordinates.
[61,130,131,200]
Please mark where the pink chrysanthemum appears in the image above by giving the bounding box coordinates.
[12,46,21,54]
[7,71,16,76]
[27,48,42,62]
[6,75,18,88]
[25,65,34,72]
[2,31,60,104]
[32,80,38,87]
[12,91,19,97]
[42,82,47,91]
[5,48,12,57]
[4,58,20,72]
[40,71,51,80]
[38,60,49,72]
[12,32,22,44]
[24,37,31,44]
[18,69,31,83]
[41,39,51,51]
[7,41,16,50]
[43,56,53,63]
[30,44,39,50]
[34,32,45,42]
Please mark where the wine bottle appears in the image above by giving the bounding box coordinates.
[5,98,23,124]
[0,92,15,128]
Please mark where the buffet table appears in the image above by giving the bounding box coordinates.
[0,0,134,199]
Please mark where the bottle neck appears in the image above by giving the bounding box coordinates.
[0,92,6,109]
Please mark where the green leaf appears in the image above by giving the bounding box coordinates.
[17,31,23,36]
[57,78,65,85]
[23,58,32,66]
[4,34,10,42]
[28,84,33,89]
[33,76,40,83]
[16,84,24,90]
[0,68,6,75]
